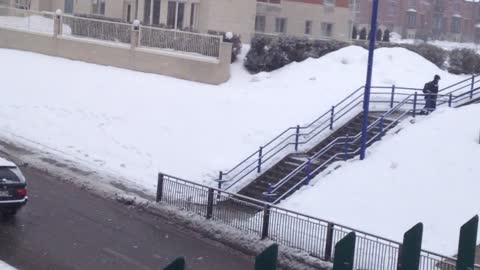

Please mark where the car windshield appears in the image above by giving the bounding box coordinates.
[0,167,22,183]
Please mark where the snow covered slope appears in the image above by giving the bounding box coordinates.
[0,15,72,34]
[0,46,466,194]
[280,104,480,255]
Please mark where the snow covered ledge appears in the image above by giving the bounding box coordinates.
[0,27,232,85]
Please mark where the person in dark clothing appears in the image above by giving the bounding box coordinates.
[420,75,440,115]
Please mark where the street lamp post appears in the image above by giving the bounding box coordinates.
[359,0,379,160]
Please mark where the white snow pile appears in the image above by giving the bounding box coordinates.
[390,34,480,53]
[0,14,72,34]
[280,104,480,255]
[0,261,16,270]
[429,40,480,52]
[0,46,467,194]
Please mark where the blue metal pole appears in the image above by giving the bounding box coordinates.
[295,125,300,151]
[360,0,379,161]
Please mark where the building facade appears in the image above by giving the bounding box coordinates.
[352,0,480,42]
[7,0,351,42]
[255,0,351,41]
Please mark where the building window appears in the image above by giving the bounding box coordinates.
[453,2,461,13]
[167,2,176,28]
[407,12,416,28]
[151,0,161,25]
[166,1,184,29]
[275,18,287,33]
[451,17,461,33]
[349,0,360,14]
[434,0,444,12]
[305,20,312,35]
[408,0,415,8]
[190,3,197,28]
[177,2,184,29]
[321,22,333,37]
[255,15,266,32]
[144,0,151,23]
[324,0,335,6]
[92,0,105,15]
[434,14,441,30]
[64,0,74,14]
[387,3,396,17]
[464,19,469,34]
[15,0,30,9]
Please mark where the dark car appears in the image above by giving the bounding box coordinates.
[0,157,27,217]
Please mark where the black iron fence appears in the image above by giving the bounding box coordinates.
[157,173,473,270]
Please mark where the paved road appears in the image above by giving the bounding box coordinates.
[0,164,253,270]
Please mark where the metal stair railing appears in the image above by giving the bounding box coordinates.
[270,93,417,203]
[218,86,366,191]
[217,75,480,192]
[269,85,480,204]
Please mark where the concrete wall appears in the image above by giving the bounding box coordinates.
[0,26,231,84]
[257,1,350,41]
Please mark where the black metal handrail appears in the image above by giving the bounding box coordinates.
[157,173,478,270]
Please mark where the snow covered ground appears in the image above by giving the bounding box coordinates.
[0,14,71,35]
[280,104,480,255]
[391,33,480,52]
[0,261,16,270]
[0,44,475,257]
[0,46,466,193]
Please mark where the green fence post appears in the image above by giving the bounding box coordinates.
[254,244,278,270]
[397,223,423,270]
[163,257,185,270]
[333,232,356,270]
[456,215,479,270]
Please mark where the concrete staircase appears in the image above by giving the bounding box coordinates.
[458,96,480,107]
[238,112,402,202]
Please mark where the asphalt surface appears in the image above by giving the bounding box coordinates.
[0,164,253,270]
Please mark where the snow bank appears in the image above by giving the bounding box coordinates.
[429,40,480,52]
[0,46,466,195]
[391,35,480,53]
[0,15,71,34]
[280,104,480,255]
[0,261,16,270]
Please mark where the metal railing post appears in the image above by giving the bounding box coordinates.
[412,92,418,118]
[206,188,214,219]
[343,134,350,161]
[378,116,384,140]
[397,244,403,270]
[217,171,223,199]
[330,106,335,130]
[261,204,271,240]
[257,147,263,173]
[156,173,164,202]
[294,125,300,151]
[324,222,335,261]
[471,74,475,100]
[305,158,312,185]
[390,85,396,108]
[448,93,453,107]
[218,171,223,189]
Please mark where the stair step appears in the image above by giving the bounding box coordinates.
[237,111,403,203]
